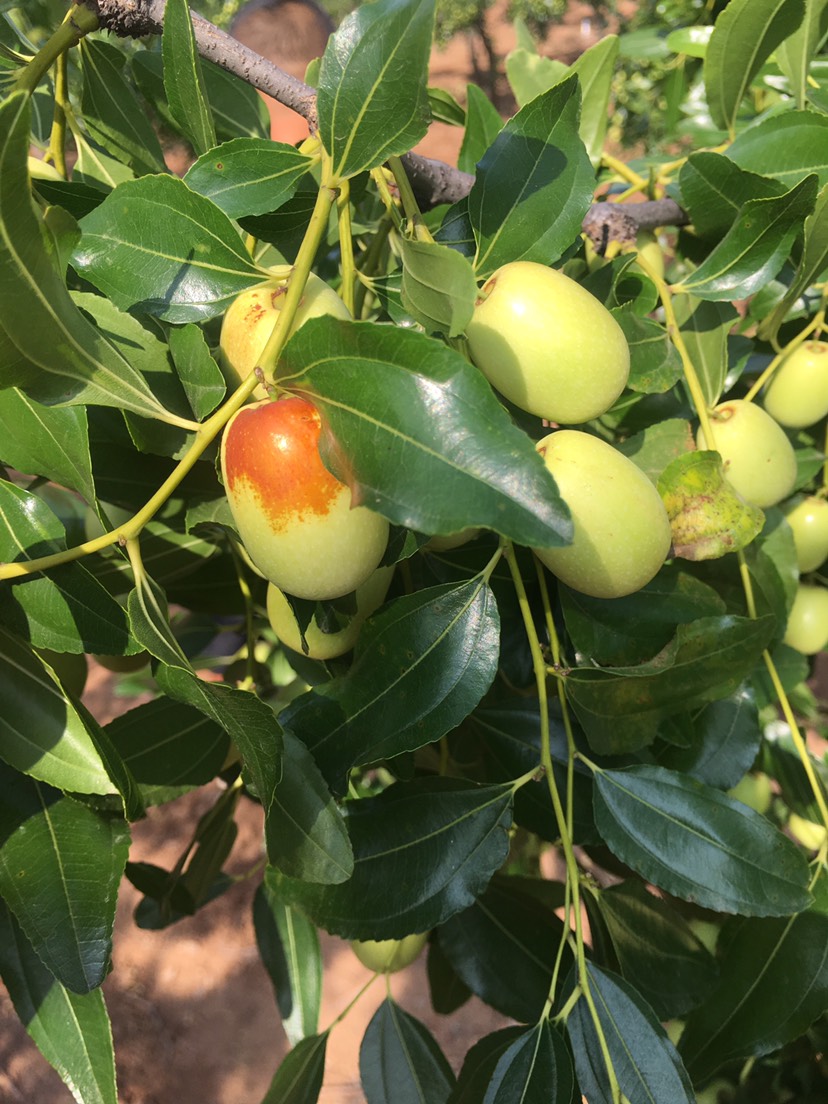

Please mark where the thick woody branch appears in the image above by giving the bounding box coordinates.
[82,0,691,234]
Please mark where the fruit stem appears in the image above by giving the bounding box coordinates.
[742,310,824,403]
[46,49,69,178]
[326,973,380,1030]
[601,152,648,191]
[388,155,434,243]
[370,167,402,224]
[14,4,98,94]
[504,542,622,1104]
[337,178,357,316]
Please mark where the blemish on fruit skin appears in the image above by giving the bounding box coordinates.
[223,398,342,528]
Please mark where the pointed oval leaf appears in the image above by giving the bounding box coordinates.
[73,174,264,322]
[184,138,314,219]
[469,75,594,276]
[161,0,216,157]
[775,0,828,107]
[317,0,435,179]
[480,1020,574,1104]
[261,1032,329,1104]
[758,182,828,342]
[279,317,572,548]
[359,998,455,1104]
[274,777,514,939]
[679,152,786,239]
[255,871,322,1045]
[0,768,130,993]
[0,900,117,1104]
[673,295,740,407]
[657,686,762,789]
[567,962,695,1104]
[458,83,503,175]
[282,579,500,794]
[398,236,478,337]
[0,389,95,501]
[704,0,805,134]
[449,1027,528,1103]
[727,109,828,188]
[593,764,812,916]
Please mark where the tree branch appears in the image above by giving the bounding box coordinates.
[83,0,691,235]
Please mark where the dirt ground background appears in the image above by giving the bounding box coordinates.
[2,3,627,1101]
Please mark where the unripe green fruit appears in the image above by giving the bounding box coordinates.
[534,430,672,598]
[784,495,828,573]
[94,652,151,673]
[465,261,630,424]
[695,400,797,508]
[267,565,393,659]
[788,813,828,851]
[727,771,773,815]
[219,271,351,397]
[764,341,828,428]
[425,527,481,552]
[221,396,389,600]
[784,584,828,654]
[350,932,429,973]
[38,650,88,698]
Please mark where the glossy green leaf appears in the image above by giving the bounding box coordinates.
[597,880,719,1020]
[758,183,828,341]
[167,322,227,420]
[161,0,216,157]
[614,309,682,394]
[593,764,812,916]
[282,579,500,793]
[504,48,568,107]
[457,83,503,174]
[679,152,786,239]
[73,174,264,323]
[677,175,818,301]
[265,731,354,883]
[398,236,478,336]
[0,389,95,501]
[569,34,620,164]
[184,139,314,219]
[673,295,740,407]
[656,686,762,789]
[567,962,695,1104]
[616,419,696,486]
[427,939,471,1015]
[448,1027,528,1103]
[261,1032,328,1104]
[776,0,828,108]
[127,572,191,669]
[78,39,166,175]
[359,998,455,1104]
[72,128,135,192]
[279,317,572,547]
[658,450,765,560]
[680,880,828,1081]
[704,0,805,134]
[317,0,435,179]
[666,24,713,57]
[727,110,828,188]
[469,75,594,276]
[0,94,179,421]
[468,1021,573,1104]
[0,900,117,1104]
[566,614,774,753]
[273,777,513,939]
[436,877,569,1022]
[428,85,466,126]
[0,766,130,993]
[255,871,322,1046]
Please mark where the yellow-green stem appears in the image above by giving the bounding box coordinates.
[388,156,431,239]
[370,167,401,222]
[15,3,98,94]
[230,543,258,686]
[47,50,68,178]
[337,178,356,315]
[601,152,647,190]
[742,310,824,402]
[326,972,380,1030]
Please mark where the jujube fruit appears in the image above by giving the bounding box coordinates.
[533,430,672,598]
[465,261,630,424]
[763,341,828,429]
[350,932,429,973]
[219,270,351,397]
[783,495,828,573]
[221,396,388,600]
[695,400,796,508]
[783,584,828,655]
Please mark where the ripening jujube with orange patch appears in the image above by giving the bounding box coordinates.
[220,396,389,600]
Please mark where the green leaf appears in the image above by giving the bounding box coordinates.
[448,1027,528,1103]
[597,880,719,1020]
[775,0,828,108]
[127,573,191,668]
[279,317,572,548]
[273,777,513,939]
[184,139,314,219]
[429,86,466,126]
[161,0,216,157]
[0,900,117,1104]
[504,48,568,108]
[317,0,435,179]
[0,94,180,422]
[78,39,167,175]
[758,183,828,341]
[427,939,471,1015]
[567,962,695,1104]
[468,1021,573,1104]
[566,614,775,754]
[658,450,765,560]
[457,83,503,175]
[614,309,682,394]
[677,175,818,301]
[666,24,713,57]
[282,579,500,793]
[679,152,786,239]
[703,0,805,134]
[673,295,740,407]
[679,881,828,1081]
[73,174,264,323]
[261,1032,328,1104]
[469,75,594,276]
[265,731,354,883]
[436,877,569,1022]
[167,322,227,420]
[569,34,620,165]
[73,128,135,192]
[727,110,828,189]
[359,998,455,1104]
[398,236,478,336]
[0,766,130,993]
[254,871,322,1045]
[616,419,696,487]
[0,389,95,501]
[656,686,762,789]
[593,764,812,916]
